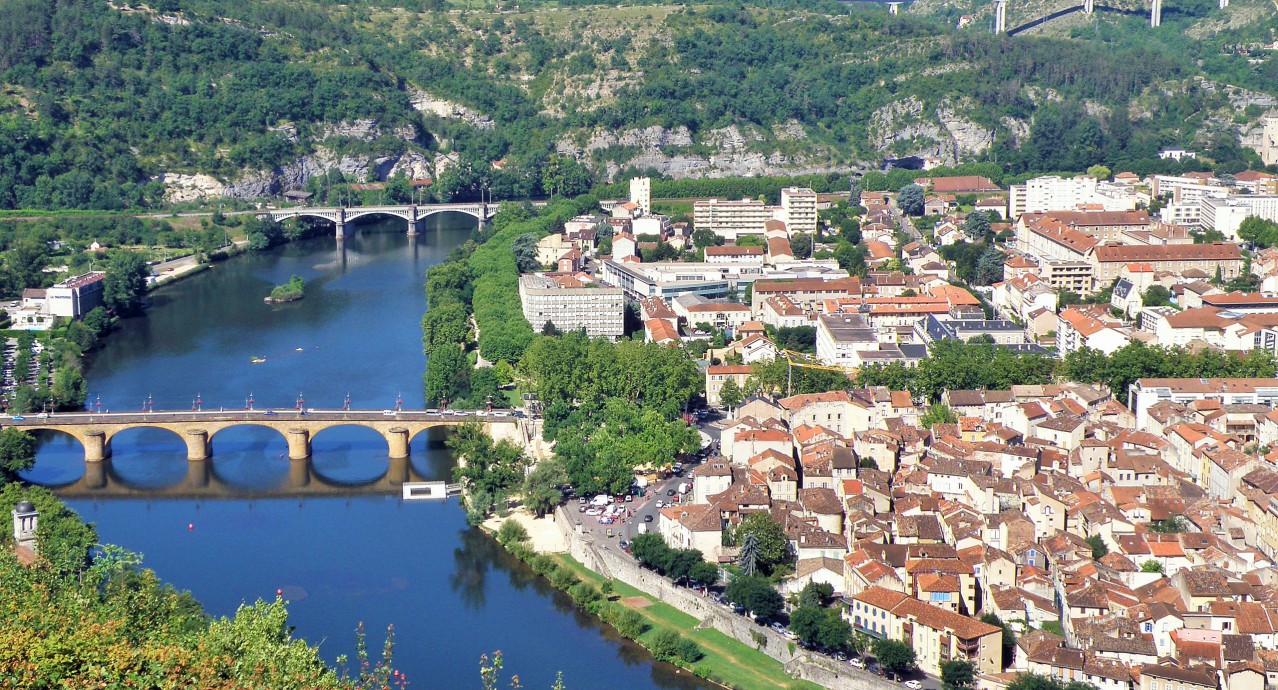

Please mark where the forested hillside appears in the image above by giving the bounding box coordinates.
[0,0,1274,211]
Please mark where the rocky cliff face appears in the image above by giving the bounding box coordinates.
[156,119,430,202]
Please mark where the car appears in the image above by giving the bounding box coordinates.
[578,505,587,513]
[585,508,601,516]
[618,540,629,550]
[492,411,509,417]
[263,410,277,416]
[666,488,676,496]
[579,497,587,504]
[643,514,654,522]
[850,659,865,669]
[655,500,664,508]
[427,408,439,414]
[9,415,23,421]
[769,622,786,634]
[625,494,633,502]
[905,681,922,688]
[382,410,397,416]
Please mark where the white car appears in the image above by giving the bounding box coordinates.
[655,500,664,508]
[905,681,922,689]
[850,659,865,669]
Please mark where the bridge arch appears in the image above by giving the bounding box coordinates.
[417,206,486,222]
[267,209,342,225]
[343,208,416,224]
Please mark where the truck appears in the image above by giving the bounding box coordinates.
[678,482,691,495]
[637,523,648,534]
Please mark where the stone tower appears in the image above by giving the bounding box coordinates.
[12,500,37,554]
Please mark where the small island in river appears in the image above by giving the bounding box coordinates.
[265,275,305,303]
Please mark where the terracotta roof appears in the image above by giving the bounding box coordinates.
[1093,243,1241,263]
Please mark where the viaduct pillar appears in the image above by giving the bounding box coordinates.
[184,429,211,462]
[335,209,350,240]
[386,427,411,460]
[84,430,111,463]
[993,0,1007,33]
[887,2,902,14]
[286,428,311,461]
[1218,0,1228,8]
[1084,0,1094,13]
[1150,0,1162,26]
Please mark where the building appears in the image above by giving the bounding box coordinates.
[847,586,1003,675]
[1129,378,1278,428]
[706,365,753,408]
[1090,244,1242,286]
[46,271,106,319]
[816,313,877,368]
[693,199,775,240]
[704,245,766,266]
[1159,149,1197,161]
[518,274,624,338]
[1261,114,1278,167]
[630,177,651,216]
[1009,176,1136,219]
[1201,196,1278,240]
[781,187,818,235]
[658,504,722,561]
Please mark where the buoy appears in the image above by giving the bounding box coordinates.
[277,588,283,597]
[188,523,194,531]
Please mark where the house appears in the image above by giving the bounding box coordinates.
[847,586,1003,675]
[657,504,723,561]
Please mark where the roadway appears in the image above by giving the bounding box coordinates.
[4,408,520,426]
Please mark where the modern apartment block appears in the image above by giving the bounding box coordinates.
[780,187,818,235]
[693,198,774,240]
[518,274,625,339]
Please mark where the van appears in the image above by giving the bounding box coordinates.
[382,410,397,416]
[637,523,648,534]
[591,494,610,507]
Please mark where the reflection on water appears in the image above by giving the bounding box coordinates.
[25,216,717,690]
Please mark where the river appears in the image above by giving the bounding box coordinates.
[21,215,716,690]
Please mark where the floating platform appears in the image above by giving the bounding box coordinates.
[402,481,462,500]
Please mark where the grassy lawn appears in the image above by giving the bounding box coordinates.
[552,555,821,690]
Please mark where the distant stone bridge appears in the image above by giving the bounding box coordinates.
[6,409,522,463]
[266,203,496,238]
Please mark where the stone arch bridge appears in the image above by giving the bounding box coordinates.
[7,409,523,463]
[266,203,496,238]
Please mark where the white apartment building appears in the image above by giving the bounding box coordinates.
[630,177,651,216]
[693,199,776,240]
[518,274,624,339]
[1200,195,1278,240]
[815,313,877,368]
[46,271,106,319]
[781,187,818,235]
[1009,175,1137,219]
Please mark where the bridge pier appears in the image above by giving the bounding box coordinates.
[286,428,311,460]
[1218,0,1228,8]
[1150,0,1161,26]
[993,0,1007,33]
[408,219,423,236]
[386,427,411,459]
[387,454,410,485]
[336,222,352,240]
[1083,0,1094,13]
[84,430,111,463]
[886,1,901,14]
[184,429,211,462]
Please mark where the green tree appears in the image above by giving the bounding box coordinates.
[1087,165,1111,181]
[718,377,744,410]
[1085,534,1108,559]
[963,211,992,240]
[942,660,975,690]
[541,154,593,198]
[1142,284,1173,307]
[82,306,112,336]
[790,233,814,258]
[0,427,35,482]
[523,459,568,517]
[724,574,784,621]
[735,512,792,575]
[1141,560,1164,573]
[897,184,924,216]
[790,604,852,650]
[920,403,957,428]
[872,638,917,677]
[102,252,150,316]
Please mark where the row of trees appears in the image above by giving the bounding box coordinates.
[857,339,1058,403]
[630,533,719,587]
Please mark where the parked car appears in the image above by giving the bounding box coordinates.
[850,659,865,669]
[666,488,676,496]
[905,681,922,689]
[643,514,654,522]
[655,500,664,508]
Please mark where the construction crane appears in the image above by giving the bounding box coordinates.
[779,348,857,397]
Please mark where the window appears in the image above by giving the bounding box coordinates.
[1143,622,1152,633]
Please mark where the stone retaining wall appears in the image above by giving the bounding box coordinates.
[552,507,898,690]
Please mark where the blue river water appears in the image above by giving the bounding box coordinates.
[21,215,715,690]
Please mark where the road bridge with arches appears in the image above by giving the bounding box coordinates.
[266,203,497,238]
[7,409,523,464]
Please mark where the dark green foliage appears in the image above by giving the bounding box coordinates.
[897,185,925,216]
[0,484,97,575]
[789,604,852,651]
[919,403,957,428]
[857,339,1058,403]
[872,638,917,676]
[1063,342,1277,398]
[1085,534,1108,559]
[0,428,36,483]
[630,533,715,586]
[1142,285,1173,307]
[942,660,975,690]
[734,513,792,576]
[649,630,704,665]
[448,422,528,523]
[772,326,816,353]
[724,574,784,621]
[1007,672,1097,690]
[102,252,150,316]
[495,519,529,547]
[1240,217,1278,248]
[748,357,852,397]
